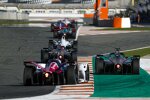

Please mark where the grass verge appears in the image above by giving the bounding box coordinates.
[123,47,150,57]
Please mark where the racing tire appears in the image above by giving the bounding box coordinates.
[38,72,43,85]
[72,32,76,39]
[48,40,53,50]
[58,73,65,85]
[132,58,140,74]
[73,41,78,52]
[75,65,79,84]
[72,22,77,29]
[71,52,77,62]
[75,22,78,29]
[95,58,104,74]
[41,49,48,63]
[85,64,90,81]
[51,25,54,32]
[44,75,54,85]
[66,65,77,84]
[53,73,58,85]
[53,32,58,38]
[44,80,53,85]
[23,67,33,86]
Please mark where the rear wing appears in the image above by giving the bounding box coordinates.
[24,61,41,66]
[24,61,46,72]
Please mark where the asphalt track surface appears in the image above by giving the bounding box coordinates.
[0,27,55,99]
[0,27,150,99]
[78,31,150,56]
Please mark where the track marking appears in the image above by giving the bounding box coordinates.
[79,31,141,36]
[78,26,148,36]
[75,26,82,41]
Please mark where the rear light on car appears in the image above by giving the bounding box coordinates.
[116,64,121,69]
[59,55,63,59]
[45,73,49,78]
[72,29,76,32]
[61,46,65,49]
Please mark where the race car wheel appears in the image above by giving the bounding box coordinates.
[51,26,54,32]
[53,32,58,38]
[68,24,72,28]
[95,58,104,74]
[53,73,58,85]
[75,21,78,28]
[41,49,48,63]
[73,41,78,52]
[85,64,90,81]
[132,58,140,74]
[23,67,33,86]
[71,52,77,62]
[72,32,76,39]
[38,72,43,85]
[43,73,53,85]
[48,40,53,50]
[44,78,53,85]
[66,65,77,84]
[72,22,77,29]
[58,73,65,85]
[75,65,79,84]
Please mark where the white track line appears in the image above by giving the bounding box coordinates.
[102,46,150,55]
[121,46,150,52]
[75,26,82,41]
[79,30,141,36]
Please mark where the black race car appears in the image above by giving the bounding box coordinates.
[93,48,140,75]
[53,28,76,39]
[41,36,77,63]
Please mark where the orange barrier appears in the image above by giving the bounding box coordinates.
[84,14,94,18]
[113,17,122,28]
[113,17,131,28]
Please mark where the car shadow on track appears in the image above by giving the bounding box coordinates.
[0,84,55,99]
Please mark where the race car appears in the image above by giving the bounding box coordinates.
[51,19,77,32]
[51,20,67,32]
[23,56,78,86]
[53,28,76,39]
[62,18,78,28]
[41,35,77,63]
[23,57,90,86]
[49,35,77,50]
[93,48,140,75]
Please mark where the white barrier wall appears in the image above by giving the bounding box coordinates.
[29,13,84,18]
[121,18,131,28]
[0,11,29,20]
